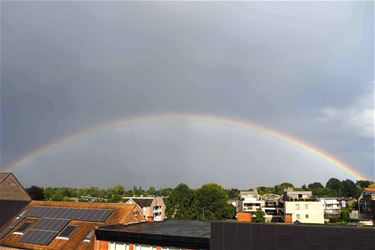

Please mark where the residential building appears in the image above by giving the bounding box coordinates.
[283,200,324,224]
[0,173,31,228]
[95,220,210,250]
[319,198,341,221]
[284,188,313,200]
[239,190,263,213]
[123,197,166,222]
[358,188,375,219]
[260,193,283,223]
[96,220,375,250]
[0,201,144,249]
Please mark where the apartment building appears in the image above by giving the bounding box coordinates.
[123,197,166,222]
[319,198,341,221]
[239,190,263,213]
[284,200,324,223]
[281,188,324,224]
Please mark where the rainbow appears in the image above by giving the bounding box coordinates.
[3,112,369,180]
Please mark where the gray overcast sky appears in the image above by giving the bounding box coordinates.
[1,1,374,188]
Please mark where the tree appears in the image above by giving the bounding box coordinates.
[273,183,294,195]
[341,179,361,198]
[356,180,372,189]
[44,187,64,201]
[165,183,195,219]
[308,182,324,189]
[326,178,343,196]
[25,186,44,200]
[341,209,350,222]
[193,183,235,221]
[226,188,240,199]
[253,209,266,223]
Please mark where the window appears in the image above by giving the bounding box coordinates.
[57,225,77,239]
[296,214,300,220]
[13,222,33,235]
[305,204,308,209]
[305,214,309,219]
[295,204,300,210]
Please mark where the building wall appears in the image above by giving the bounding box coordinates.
[211,222,375,250]
[284,201,324,224]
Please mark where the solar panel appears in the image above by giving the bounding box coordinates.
[0,227,13,239]
[32,218,70,232]
[14,222,33,233]
[21,206,113,222]
[19,230,58,245]
[57,225,77,239]
[0,217,24,239]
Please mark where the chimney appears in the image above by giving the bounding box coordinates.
[237,212,252,222]
[284,213,293,223]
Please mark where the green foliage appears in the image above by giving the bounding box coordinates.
[25,186,44,200]
[308,182,324,189]
[356,180,372,189]
[326,178,343,196]
[341,179,361,198]
[257,186,273,195]
[193,183,235,221]
[253,209,266,223]
[341,209,350,222]
[165,183,195,219]
[273,182,294,195]
[226,188,240,199]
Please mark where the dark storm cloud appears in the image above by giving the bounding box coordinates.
[1,1,373,186]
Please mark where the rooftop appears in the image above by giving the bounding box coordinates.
[96,220,210,249]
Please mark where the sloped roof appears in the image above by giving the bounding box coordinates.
[0,173,31,201]
[364,188,375,192]
[124,197,154,208]
[132,198,153,208]
[0,173,11,183]
[0,201,145,250]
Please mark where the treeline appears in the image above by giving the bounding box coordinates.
[256,178,374,199]
[25,185,173,203]
[25,178,374,205]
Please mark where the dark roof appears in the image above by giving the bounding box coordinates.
[96,220,210,249]
[131,198,153,208]
[0,200,30,228]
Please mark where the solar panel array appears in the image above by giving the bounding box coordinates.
[19,230,58,245]
[18,218,70,245]
[24,206,113,222]
[32,218,70,232]
[0,216,24,239]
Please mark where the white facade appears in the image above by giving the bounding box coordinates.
[319,198,341,215]
[284,201,324,224]
[240,190,264,212]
